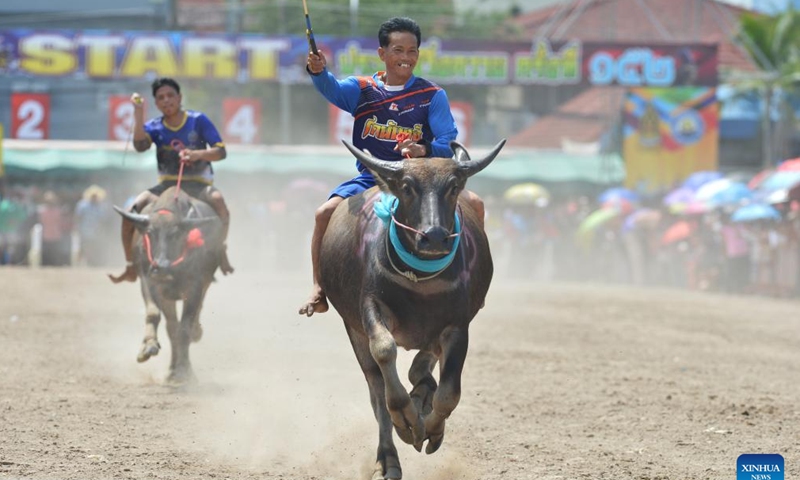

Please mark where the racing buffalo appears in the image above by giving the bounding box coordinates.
[114,186,224,384]
[319,139,506,480]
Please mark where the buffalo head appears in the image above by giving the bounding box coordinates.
[342,139,506,258]
[114,205,215,274]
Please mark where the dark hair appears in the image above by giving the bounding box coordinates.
[378,17,421,48]
[151,77,181,97]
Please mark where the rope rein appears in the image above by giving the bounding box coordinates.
[374,133,461,282]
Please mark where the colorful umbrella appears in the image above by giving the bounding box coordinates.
[663,187,696,207]
[777,158,800,171]
[682,171,723,191]
[503,183,551,206]
[661,220,695,245]
[695,178,733,202]
[756,171,800,193]
[598,187,639,204]
[575,207,621,250]
[709,182,753,206]
[670,199,711,215]
[623,208,662,232]
[731,203,782,223]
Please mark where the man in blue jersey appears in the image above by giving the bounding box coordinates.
[109,77,234,283]
[298,17,485,316]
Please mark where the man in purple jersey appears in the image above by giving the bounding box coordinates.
[298,17,485,316]
[109,77,234,283]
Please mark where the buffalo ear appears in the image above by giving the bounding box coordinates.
[454,139,506,178]
[114,205,150,231]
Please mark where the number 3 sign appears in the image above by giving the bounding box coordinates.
[11,93,50,139]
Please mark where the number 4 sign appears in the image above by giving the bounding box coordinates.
[223,98,261,144]
[11,93,50,139]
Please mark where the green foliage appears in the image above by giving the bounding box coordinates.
[737,9,800,91]
[245,0,513,40]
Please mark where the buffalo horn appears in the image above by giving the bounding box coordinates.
[114,205,150,229]
[342,140,402,177]
[454,139,507,177]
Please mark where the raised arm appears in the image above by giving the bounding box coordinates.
[130,92,152,152]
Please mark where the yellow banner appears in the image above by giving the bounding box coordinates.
[623,87,718,193]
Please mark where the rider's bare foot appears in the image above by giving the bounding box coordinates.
[298,286,329,317]
[219,249,234,275]
[108,265,138,284]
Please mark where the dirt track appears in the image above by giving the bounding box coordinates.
[2,265,800,480]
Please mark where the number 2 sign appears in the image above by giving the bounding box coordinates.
[11,93,50,139]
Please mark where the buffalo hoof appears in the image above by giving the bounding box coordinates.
[372,460,401,480]
[190,322,203,343]
[136,339,161,363]
[424,432,444,454]
[419,413,446,454]
[165,368,197,386]
[391,400,425,447]
[298,290,329,317]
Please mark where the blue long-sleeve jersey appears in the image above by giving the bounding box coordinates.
[310,69,458,172]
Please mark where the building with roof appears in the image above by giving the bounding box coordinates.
[503,0,769,171]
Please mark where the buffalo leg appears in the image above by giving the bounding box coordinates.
[137,281,161,363]
[408,351,437,419]
[363,299,425,448]
[419,326,468,454]
[345,325,402,480]
[163,300,194,384]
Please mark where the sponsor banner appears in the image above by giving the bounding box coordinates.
[0,29,716,87]
[10,93,50,139]
[623,87,719,193]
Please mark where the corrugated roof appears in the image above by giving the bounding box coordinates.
[508,87,624,148]
[508,0,759,72]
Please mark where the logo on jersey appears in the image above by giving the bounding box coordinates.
[361,117,423,143]
[389,103,399,111]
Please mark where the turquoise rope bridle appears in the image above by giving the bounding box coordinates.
[373,192,461,279]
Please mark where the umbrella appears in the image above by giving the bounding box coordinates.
[578,208,620,234]
[575,207,621,250]
[661,220,695,245]
[777,158,800,171]
[731,203,782,223]
[623,208,662,232]
[662,187,696,207]
[682,170,723,191]
[695,178,733,202]
[709,182,753,206]
[82,184,107,201]
[747,168,774,190]
[670,199,711,215]
[503,183,550,206]
[601,197,635,214]
[598,187,639,204]
[756,170,800,193]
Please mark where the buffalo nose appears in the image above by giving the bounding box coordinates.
[419,226,451,251]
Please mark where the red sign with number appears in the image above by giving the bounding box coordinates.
[108,95,145,141]
[222,98,261,144]
[450,101,473,147]
[11,93,50,139]
[329,105,352,145]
